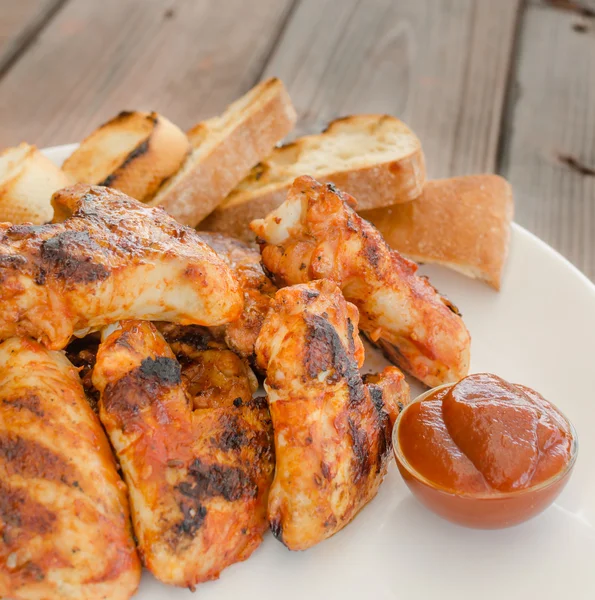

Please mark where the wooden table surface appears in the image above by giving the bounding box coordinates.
[1,0,593,280]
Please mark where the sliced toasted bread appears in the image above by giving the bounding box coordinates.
[361,175,514,290]
[61,111,190,203]
[148,78,297,227]
[200,114,426,240]
[0,143,72,224]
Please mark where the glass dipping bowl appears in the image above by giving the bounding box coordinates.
[392,384,578,529]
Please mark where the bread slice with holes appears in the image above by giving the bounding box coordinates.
[61,111,190,203]
[200,114,426,240]
[361,175,514,290]
[147,78,297,227]
[0,143,72,224]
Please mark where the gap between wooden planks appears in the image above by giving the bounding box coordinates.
[500,1,595,280]
[0,0,296,148]
[0,0,592,280]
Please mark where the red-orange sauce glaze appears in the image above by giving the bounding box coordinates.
[399,373,574,495]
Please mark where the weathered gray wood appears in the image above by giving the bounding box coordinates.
[0,0,65,76]
[0,0,295,149]
[530,1,595,13]
[500,3,595,280]
[261,0,521,178]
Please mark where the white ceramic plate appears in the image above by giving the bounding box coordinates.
[45,145,595,599]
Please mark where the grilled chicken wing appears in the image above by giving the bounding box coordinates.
[198,232,277,362]
[0,184,242,350]
[0,337,140,600]
[92,320,274,589]
[255,280,409,550]
[251,175,470,387]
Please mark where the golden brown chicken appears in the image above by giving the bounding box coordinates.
[251,175,471,387]
[92,320,274,589]
[0,336,140,600]
[197,232,277,362]
[156,322,258,408]
[255,280,409,551]
[0,184,242,350]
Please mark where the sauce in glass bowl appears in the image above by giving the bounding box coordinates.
[394,373,577,528]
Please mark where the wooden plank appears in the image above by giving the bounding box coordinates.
[0,0,295,149]
[499,3,595,280]
[261,0,521,178]
[0,0,65,75]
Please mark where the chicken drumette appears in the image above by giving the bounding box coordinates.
[251,175,471,387]
[92,320,274,589]
[0,185,242,350]
[256,280,409,550]
[0,337,140,600]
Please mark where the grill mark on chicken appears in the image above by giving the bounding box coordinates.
[161,324,213,355]
[178,459,258,502]
[361,231,381,268]
[216,414,250,451]
[0,480,56,535]
[40,231,109,285]
[175,502,207,537]
[0,254,26,268]
[362,382,390,474]
[0,434,79,486]
[303,313,362,401]
[139,356,182,384]
[3,224,50,240]
[174,459,259,539]
[103,358,182,419]
[213,408,273,457]
[305,314,365,406]
[347,417,371,483]
[2,393,44,417]
[346,317,356,356]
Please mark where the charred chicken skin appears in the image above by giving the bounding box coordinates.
[0,184,242,350]
[197,232,277,362]
[251,175,471,387]
[0,337,140,600]
[255,280,409,550]
[156,322,258,409]
[92,320,274,589]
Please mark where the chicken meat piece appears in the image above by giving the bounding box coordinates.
[92,320,274,589]
[156,322,258,409]
[197,232,277,362]
[251,175,471,387]
[0,337,140,600]
[255,280,409,551]
[0,184,242,350]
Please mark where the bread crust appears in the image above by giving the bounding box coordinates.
[149,78,297,227]
[0,143,72,224]
[361,175,514,289]
[62,111,190,203]
[200,114,425,240]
